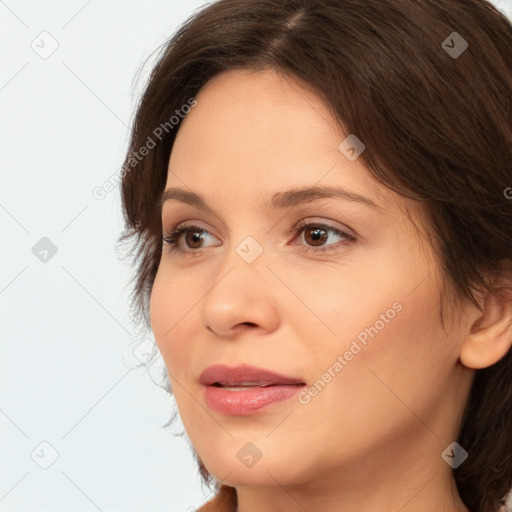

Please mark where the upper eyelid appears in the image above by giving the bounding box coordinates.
[164,219,355,246]
[163,217,354,236]
[161,200,369,234]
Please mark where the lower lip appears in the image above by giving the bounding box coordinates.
[203,384,305,415]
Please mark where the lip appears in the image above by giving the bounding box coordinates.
[200,364,306,415]
[200,363,305,386]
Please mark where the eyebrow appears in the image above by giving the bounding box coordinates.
[159,185,381,214]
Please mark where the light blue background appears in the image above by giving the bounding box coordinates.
[1,1,511,511]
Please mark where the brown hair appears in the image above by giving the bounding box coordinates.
[118,0,512,510]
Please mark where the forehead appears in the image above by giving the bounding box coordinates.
[168,68,355,181]
[170,68,342,158]
[165,68,426,228]
[195,68,330,114]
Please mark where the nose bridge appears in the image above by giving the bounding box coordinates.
[218,209,270,273]
[199,226,280,336]
[214,229,269,295]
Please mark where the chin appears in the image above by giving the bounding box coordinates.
[201,448,308,488]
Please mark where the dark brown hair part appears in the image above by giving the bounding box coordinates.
[117,1,512,510]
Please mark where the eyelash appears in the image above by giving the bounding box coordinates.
[162,219,356,256]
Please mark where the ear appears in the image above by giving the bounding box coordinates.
[460,267,512,370]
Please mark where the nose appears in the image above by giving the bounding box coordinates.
[200,246,281,339]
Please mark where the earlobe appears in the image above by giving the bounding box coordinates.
[460,284,512,370]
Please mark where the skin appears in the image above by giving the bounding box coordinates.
[149,68,512,512]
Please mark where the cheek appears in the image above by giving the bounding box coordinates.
[149,268,192,374]
[149,270,204,426]
[334,280,452,421]
[298,291,451,463]
[149,271,168,351]
[308,250,452,414]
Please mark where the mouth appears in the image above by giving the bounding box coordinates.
[200,363,305,387]
[211,381,304,390]
[200,364,306,415]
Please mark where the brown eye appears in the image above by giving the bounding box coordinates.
[292,221,356,253]
[162,225,219,253]
[303,226,329,246]
[184,229,207,249]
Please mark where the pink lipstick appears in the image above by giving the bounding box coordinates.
[200,363,306,415]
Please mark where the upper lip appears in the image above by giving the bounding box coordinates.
[200,364,305,387]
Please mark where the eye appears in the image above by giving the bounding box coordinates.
[161,219,356,255]
[290,219,356,253]
[162,224,219,254]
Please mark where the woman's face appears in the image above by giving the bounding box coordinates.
[150,69,474,494]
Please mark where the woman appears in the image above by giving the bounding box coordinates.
[118,0,512,510]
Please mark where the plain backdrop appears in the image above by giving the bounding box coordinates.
[1,1,512,511]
